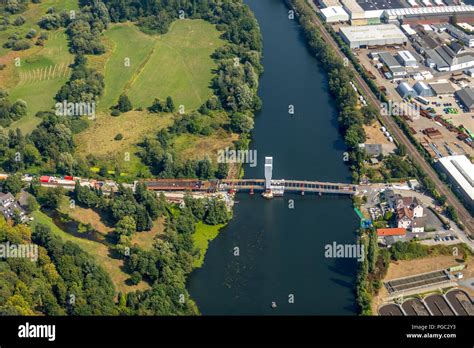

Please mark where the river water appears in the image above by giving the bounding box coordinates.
[187,0,359,315]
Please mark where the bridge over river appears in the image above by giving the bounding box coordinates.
[145,157,358,197]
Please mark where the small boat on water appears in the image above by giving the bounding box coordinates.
[262,190,273,199]
[271,302,277,309]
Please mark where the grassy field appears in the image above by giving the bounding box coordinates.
[192,221,226,268]
[89,20,224,111]
[0,0,78,56]
[131,217,165,250]
[0,0,77,133]
[173,130,239,162]
[88,23,155,110]
[59,198,114,235]
[31,210,150,294]
[75,110,174,175]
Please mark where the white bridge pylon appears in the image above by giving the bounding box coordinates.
[264,156,273,190]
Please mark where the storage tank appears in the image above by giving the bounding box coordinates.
[389,136,394,142]
[381,126,386,132]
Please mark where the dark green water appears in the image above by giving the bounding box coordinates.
[187,0,359,315]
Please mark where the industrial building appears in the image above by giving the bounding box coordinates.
[339,24,408,49]
[437,155,474,213]
[318,0,342,7]
[397,82,417,98]
[321,6,350,22]
[383,6,474,25]
[340,0,382,25]
[379,51,407,78]
[429,81,455,95]
[396,50,418,67]
[455,87,474,111]
[444,23,474,47]
[413,81,434,96]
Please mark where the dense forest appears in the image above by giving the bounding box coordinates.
[0,178,231,315]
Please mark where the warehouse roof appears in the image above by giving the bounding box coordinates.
[438,155,474,201]
[426,49,449,69]
[414,81,431,93]
[429,81,455,94]
[379,52,401,68]
[455,87,474,109]
[321,6,350,21]
[320,0,342,7]
[339,24,407,43]
[401,24,416,36]
[357,0,404,11]
[341,0,365,17]
[398,50,417,62]
[384,5,474,17]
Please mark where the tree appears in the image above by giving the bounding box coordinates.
[230,112,254,134]
[437,194,447,206]
[115,216,136,237]
[129,271,142,285]
[215,162,229,179]
[166,96,175,112]
[13,16,26,26]
[3,174,22,195]
[396,144,407,157]
[25,195,39,213]
[204,199,229,225]
[38,187,63,209]
[116,94,132,112]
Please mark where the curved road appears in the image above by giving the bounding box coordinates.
[304,0,473,235]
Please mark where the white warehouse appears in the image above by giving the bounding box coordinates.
[437,155,474,213]
[397,50,418,67]
[339,24,408,49]
[321,6,350,23]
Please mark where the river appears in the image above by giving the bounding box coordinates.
[187,0,359,315]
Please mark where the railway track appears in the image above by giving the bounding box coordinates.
[303,0,473,235]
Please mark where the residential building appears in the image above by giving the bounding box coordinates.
[376,228,407,237]
[385,191,425,232]
[0,192,27,223]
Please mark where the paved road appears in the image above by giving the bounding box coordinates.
[303,0,473,235]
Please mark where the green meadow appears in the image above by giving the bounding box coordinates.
[0,0,78,133]
[96,19,224,111]
[8,30,73,133]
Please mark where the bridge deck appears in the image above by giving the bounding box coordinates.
[144,179,357,194]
